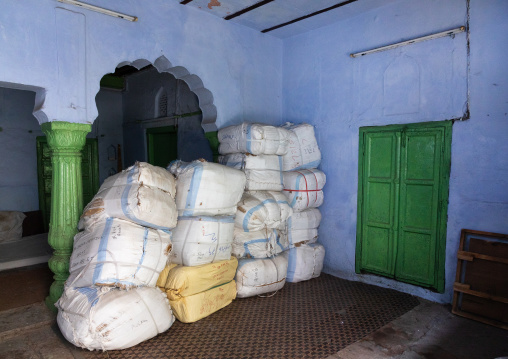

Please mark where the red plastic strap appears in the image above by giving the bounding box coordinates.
[294,170,310,207]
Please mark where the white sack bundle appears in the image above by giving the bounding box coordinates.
[218,123,290,156]
[283,169,326,212]
[68,218,171,289]
[235,255,288,298]
[287,208,322,247]
[170,216,234,266]
[282,123,321,171]
[285,243,325,283]
[168,160,246,217]
[235,191,292,232]
[219,153,283,191]
[0,211,26,243]
[57,286,174,351]
[78,183,177,231]
[101,161,176,197]
[232,228,288,259]
[218,153,282,171]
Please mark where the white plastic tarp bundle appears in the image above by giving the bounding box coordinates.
[281,123,322,171]
[285,243,325,283]
[218,122,290,156]
[219,153,283,191]
[287,208,322,247]
[78,183,177,231]
[283,169,326,212]
[235,191,292,232]
[101,161,176,197]
[232,228,288,258]
[235,255,288,298]
[0,211,26,243]
[68,218,172,289]
[57,286,175,351]
[170,216,234,266]
[168,160,246,216]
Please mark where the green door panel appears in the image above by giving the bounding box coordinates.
[396,128,443,287]
[356,121,451,292]
[360,132,400,276]
[146,126,178,168]
[37,137,99,232]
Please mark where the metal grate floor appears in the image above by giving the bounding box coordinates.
[81,273,420,359]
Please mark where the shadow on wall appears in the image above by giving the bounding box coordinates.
[94,63,214,184]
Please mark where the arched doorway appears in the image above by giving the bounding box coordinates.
[94,56,219,183]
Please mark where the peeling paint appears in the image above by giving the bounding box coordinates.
[208,0,221,10]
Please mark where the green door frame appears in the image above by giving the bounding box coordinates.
[146,126,178,168]
[356,120,452,293]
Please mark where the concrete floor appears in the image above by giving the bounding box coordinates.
[0,300,507,359]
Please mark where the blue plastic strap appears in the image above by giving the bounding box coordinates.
[177,215,235,223]
[287,247,298,282]
[76,287,101,307]
[246,123,253,153]
[278,156,284,185]
[92,217,114,284]
[182,161,204,216]
[243,237,268,258]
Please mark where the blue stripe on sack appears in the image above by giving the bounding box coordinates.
[237,257,257,271]
[289,173,303,207]
[134,228,149,277]
[76,287,101,307]
[120,184,170,230]
[287,247,298,282]
[221,161,243,169]
[242,199,276,232]
[243,238,268,258]
[278,156,283,185]
[246,123,252,153]
[288,216,294,246]
[177,215,235,223]
[182,161,204,216]
[95,279,138,287]
[92,217,114,284]
[275,230,286,251]
[292,159,321,171]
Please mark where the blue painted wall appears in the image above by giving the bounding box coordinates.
[282,0,508,303]
[0,0,283,128]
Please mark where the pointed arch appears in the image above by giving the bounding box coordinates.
[110,55,217,132]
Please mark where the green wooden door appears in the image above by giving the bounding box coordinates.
[356,121,451,292]
[37,137,99,232]
[146,126,178,168]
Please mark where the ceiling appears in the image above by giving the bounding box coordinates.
[174,0,395,38]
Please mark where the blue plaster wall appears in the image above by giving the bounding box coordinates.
[282,0,508,303]
[0,87,42,212]
[0,0,283,128]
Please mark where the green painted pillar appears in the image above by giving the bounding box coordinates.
[205,131,220,162]
[42,121,91,311]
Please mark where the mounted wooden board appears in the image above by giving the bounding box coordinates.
[452,229,508,329]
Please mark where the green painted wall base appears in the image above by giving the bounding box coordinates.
[205,131,219,162]
[41,121,91,312]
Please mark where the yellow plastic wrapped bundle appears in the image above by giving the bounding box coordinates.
[157,257,238,323]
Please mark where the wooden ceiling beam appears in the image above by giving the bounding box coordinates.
[261,0,358,33]
[224,0,275,20]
